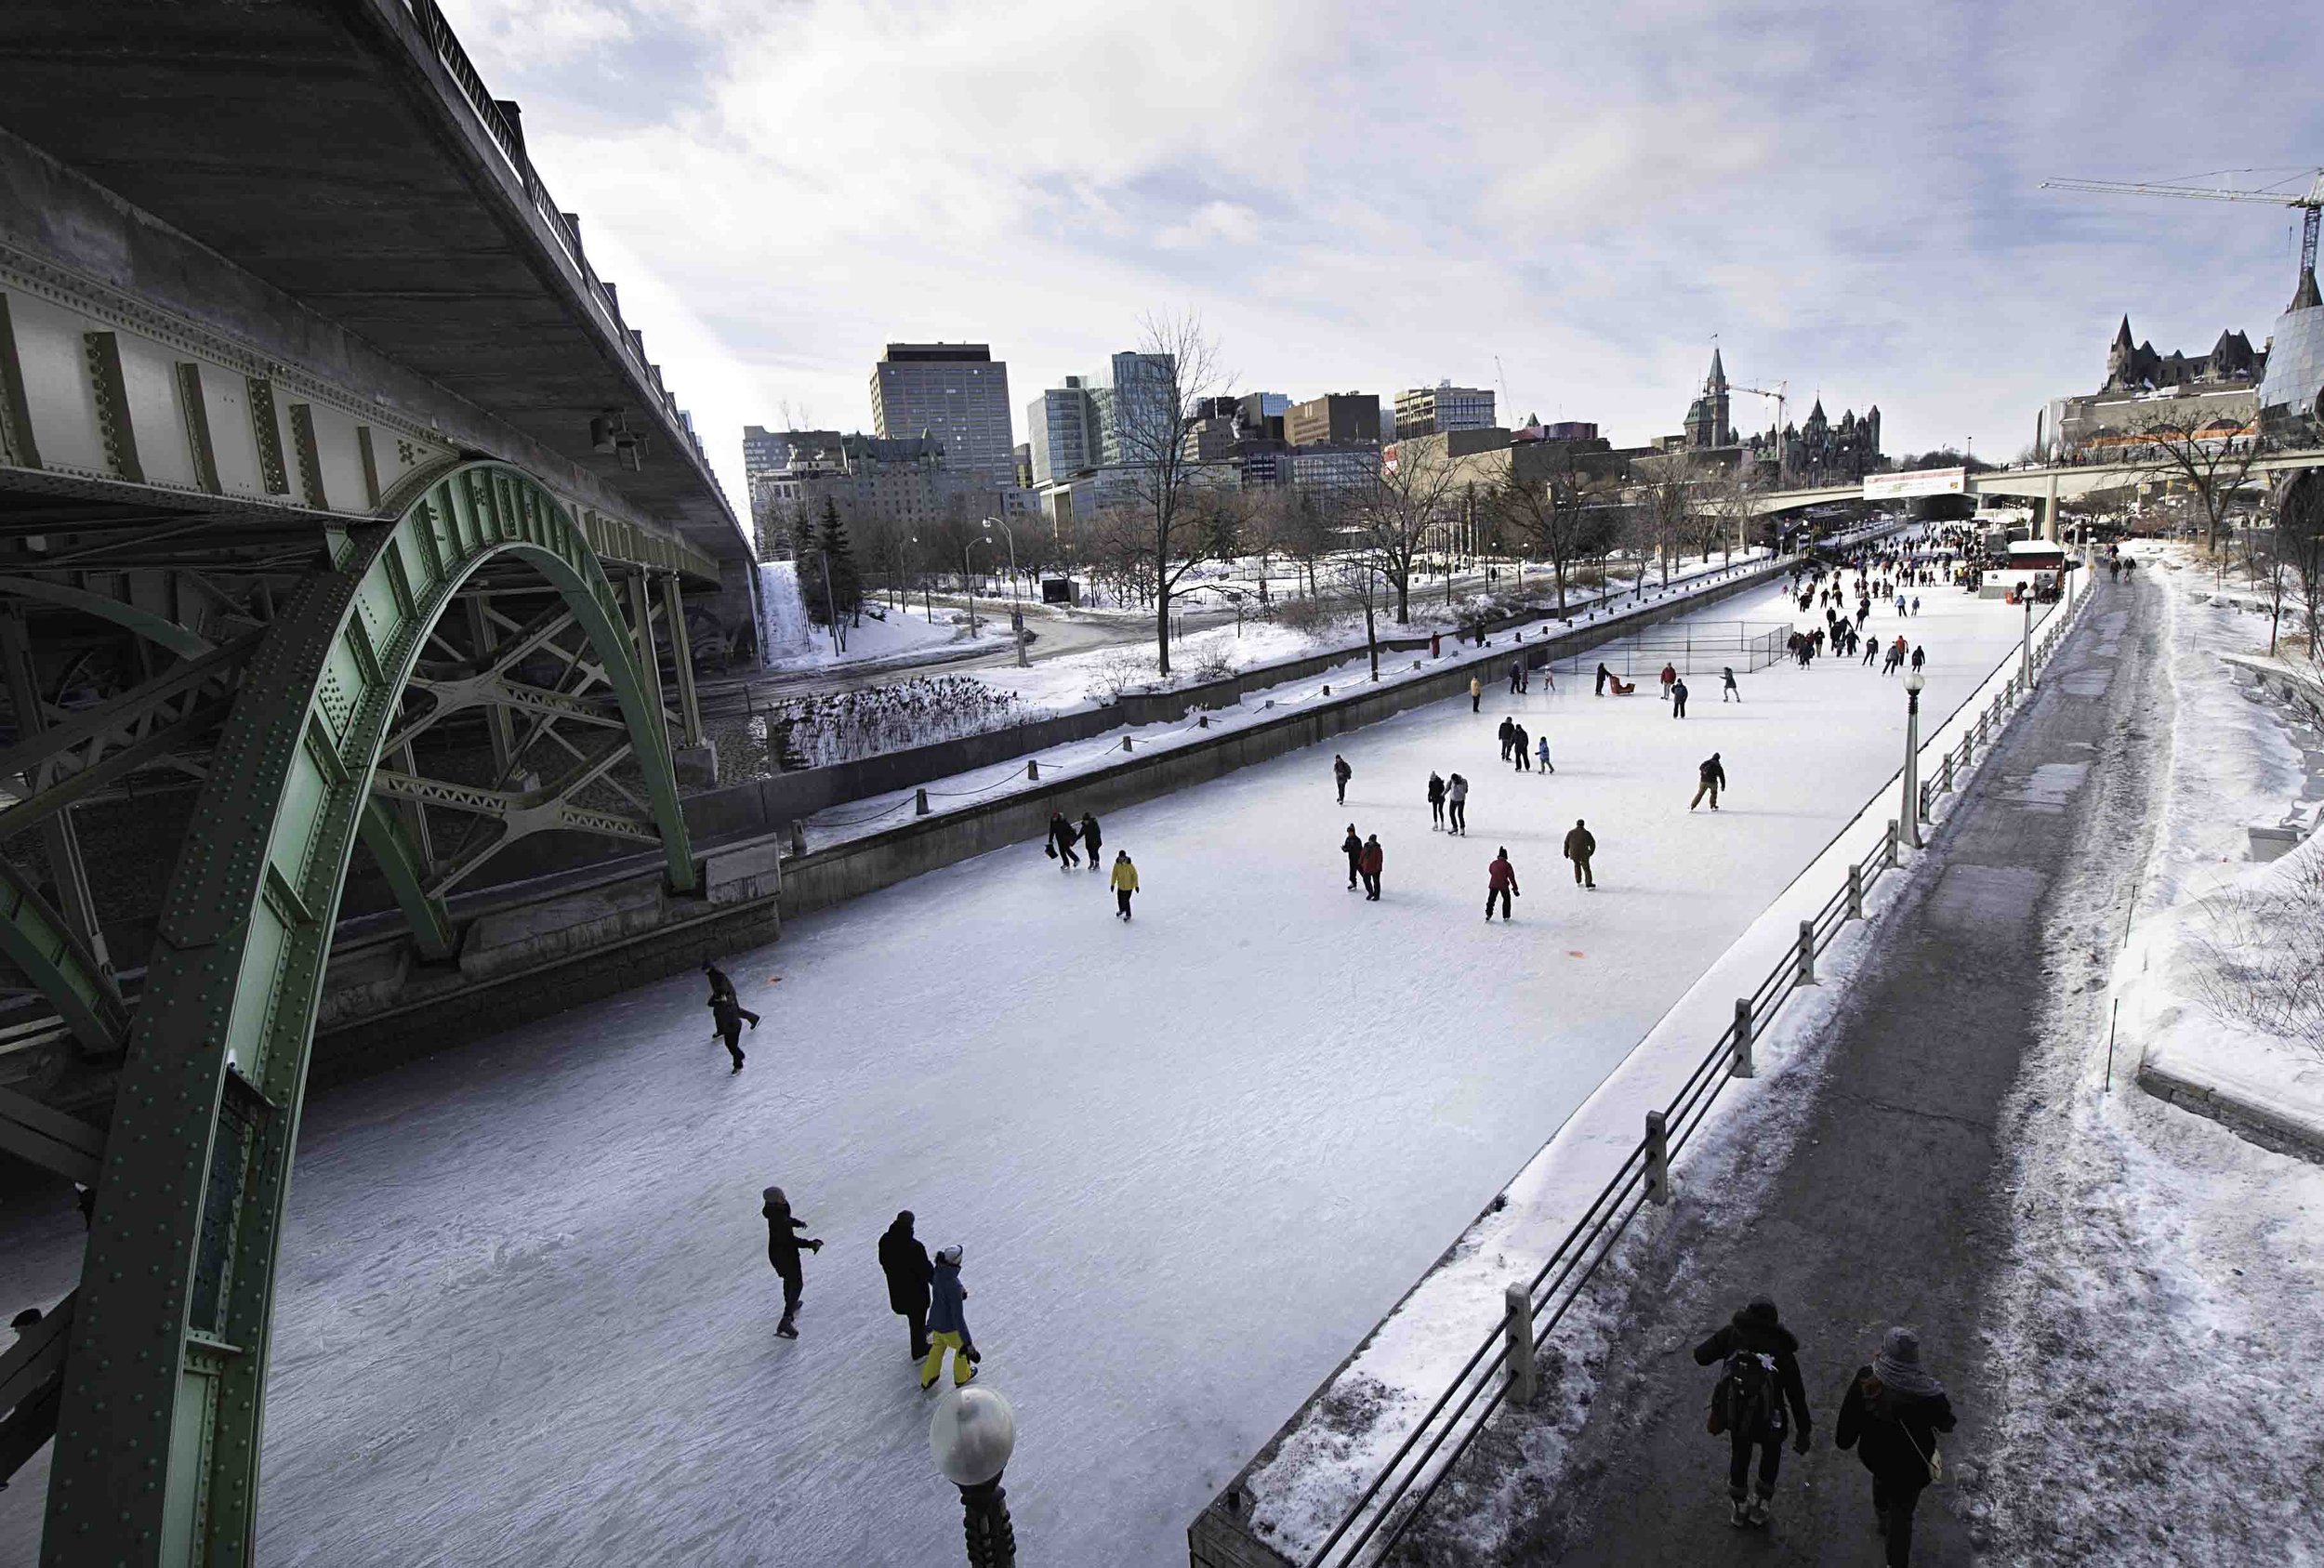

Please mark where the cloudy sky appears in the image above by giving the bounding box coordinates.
[441,0,2324,512]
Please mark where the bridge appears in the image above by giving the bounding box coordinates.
[1747,451,2324,534]
[0,4,768,1562]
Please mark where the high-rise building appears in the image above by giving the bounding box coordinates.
[1393,381,1496,439]
[1284,392,1380,448]
[1025,377,1098,488]
[869,343,1015,484]
[1092,350,1177,465]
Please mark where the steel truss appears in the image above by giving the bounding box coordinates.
[24,461,695,1565]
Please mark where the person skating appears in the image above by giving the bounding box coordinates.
[878,1211,934,1362]
[1342,824,1364,889]
[1332,753,1352,804]
[1691,752,1726,810]
[1427,771,1447,830]
[763,1186,823,1339]
[919,1245,981,1390]
[1696,1297,1814,1528]
[1595,662,1614,696]
[1563,819,1596,888]
[1909,644,1925,674]
[1836,1327,1956,1565]
[1358,834,1384,900]
[1485,848,1519,921]
[1512,722,1530,771]
[1508,655,1525,694]
[1109,850,1139,919]
[710,988,759,1073]
[1722,665,1739,702]
[1670,677,1689,718]
[1446,772,1469,835]
[1498,716,1516,761]
[702,957,738,1005]
[1047,810,1080,869]
[1658,661,1678,697]
[1470,673,1483,713]
[1079,810,1103,871]
[1535,734,1553,774]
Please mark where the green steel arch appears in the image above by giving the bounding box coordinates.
[41,462,695,1566]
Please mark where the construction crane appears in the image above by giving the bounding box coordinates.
[2041,168,2324,279]
[1493,354,1515,428]
[1731,379,1787,442]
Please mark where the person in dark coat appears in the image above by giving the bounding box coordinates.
[702,957,737,1003]
[1078,810,1103,872]
[1332,753,1353,804]
[1047,810,1080,869]
[1427,772,1447,830]
[1498,716,1516,761]
[1836,1327,1956,1566]
[1563,819,1596,888]
[1722,665,1739,702]
[1595,661,1614,696]
[878,1211,934,1361]
[1485,849,1519,921]
[763,1186,823,1339]
[1670,677,1689,718]
[1358,834,1384,900]
[1341,824,1364,889]
[1695,1297,1813,1527]
[1909,645,1926,673]
[710,990,759,1072]
[1511,722,1530,771]
[1691,752,1726,810]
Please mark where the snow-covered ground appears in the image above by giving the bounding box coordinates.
[0,560,2022,1567]
[758,558,1007,671]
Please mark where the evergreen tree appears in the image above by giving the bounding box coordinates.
[803,496,862,626]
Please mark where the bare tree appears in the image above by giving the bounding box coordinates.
[1632,472,1694,588]
[1353,441,1461,623]
[2129,414,2266,554]
[1112,310,1235,675]
[1336,551,1387,681]
[2274,472,2324,667]
[1485,452,1620,613]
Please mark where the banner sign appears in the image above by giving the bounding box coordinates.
[1862,467,1965,501]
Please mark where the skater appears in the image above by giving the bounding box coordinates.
[1535,734,1553,774]
[702,956,737,1005]
[1697,1298,1813,1529]
[1358,834,1384,900]
[1332,753,1352,805]
[1563,819,1596,888]
[1427,771,1447,829]
[1512,722,1530,772]
[1509,655,1525,694]
[1485,848,1519,921]
[1498,716,1516,761]
[1910,595,1921,615]
[1836,1327,1956,1566]
[1658,661,1678,697]
[1110,850,1139,919]
[1722,665,1739,702]
[1047,810,1080,869]
[1446,772,1470,835]
[1594,662,1614,696]
[919,1245,981,1390]
[878,1211,934,1361]
[1862,632,1881,666]
[1909,644,1925,674]
[1670,677,1689,718]
[1341,823,1364,889]
[1079,810,1103,871]
[1471,673,1483,713]
[709,987,759,1073]
[763,1186,823,1339]
[1691,751,1726,810]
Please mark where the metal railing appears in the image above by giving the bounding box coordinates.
[1301,581,2093,1568]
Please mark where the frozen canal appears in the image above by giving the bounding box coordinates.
[0,574,2041,1565]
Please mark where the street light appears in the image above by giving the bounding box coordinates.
[2020,591,2033,690]
[1901,666,1927,850]
[931,1385,1018,1567]
[983,517,1028,667]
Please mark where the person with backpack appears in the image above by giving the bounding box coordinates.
[1695,1297,1812,1528]
[1446,773,1470,836]
[1341,824,1364,889]
[1427,771,1447,830]
[1047,810,1080,869]
[1109,850,1140,919]
[1358,834,1384,900]
[1332,753,1353,805]
[878,1211,933,1362]
[1691,752,1726,810]
[1078,810,1103,872]
[1563,819,1595,889]
[1485,848,1519,921]
[1836,1326,1956,1565]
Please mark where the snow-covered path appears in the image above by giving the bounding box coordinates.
[0,577,2038,1566]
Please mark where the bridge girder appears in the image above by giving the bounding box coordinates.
[34,461,695,1565]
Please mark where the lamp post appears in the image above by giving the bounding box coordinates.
[931,1385,1018,1567]
[984,517,1028,667]
[1901,666,1926,849]
[2020,591,2033,690]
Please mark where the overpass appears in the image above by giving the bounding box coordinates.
[0,4,764,1562]
[1747,451,2324,534]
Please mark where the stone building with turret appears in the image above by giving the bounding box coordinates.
[2042,312,2267,460]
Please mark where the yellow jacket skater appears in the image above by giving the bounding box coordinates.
[1109,850,1139,920]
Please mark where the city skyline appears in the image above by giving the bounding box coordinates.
[436,0,2324,519]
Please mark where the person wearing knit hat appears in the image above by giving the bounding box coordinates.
[1836,1325,1958,1565]
[1692,1297,1812,1529]
[761,1186,822,1340]
[920,1245,980,1390]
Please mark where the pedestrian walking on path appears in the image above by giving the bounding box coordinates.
[1835,1327,1956,1566]
[1358,834,1384,900]
[1691,752,1726,810]
[1535,735,1553,774]
[1695,1298,1814,1528]
[1047,810,1080,869]
[1078,810,1103,871]
[1670,677,1689,718]
[1485,848,1519,921]
[763,1186,823,1339]
[919,1245,980,1390]
[1723,666,1739,703]
[878,1211,933,1362]
[1470,673,1483,713]
[1563,819,1596,888]
[1428,771,1447,829]
[1332,753,1352,804]
[710,989,759,1073]
[1342,824,1364,889]
[1109,850,1139,919]
[1446,773,1470,835]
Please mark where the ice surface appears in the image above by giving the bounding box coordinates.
[0,570,2038,1567]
